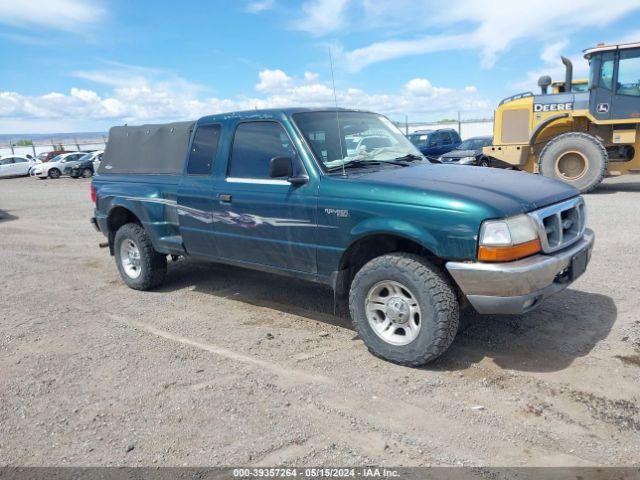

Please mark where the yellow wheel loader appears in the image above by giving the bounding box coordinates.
[484,42,640,192]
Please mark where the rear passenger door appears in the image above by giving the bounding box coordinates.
[177,124,222,258]
[438,132,453,153]
[12,157,31,176]
[212,120,317,273]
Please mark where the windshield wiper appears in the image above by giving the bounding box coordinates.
[390,153,425,163]
[327,160,383,172]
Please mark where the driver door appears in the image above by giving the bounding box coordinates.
[589,51,614,121]
[212,120,317,273]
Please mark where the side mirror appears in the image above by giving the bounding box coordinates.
[269,156,293,178]
[268,156,308,185]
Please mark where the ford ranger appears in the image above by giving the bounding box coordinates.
[91,108,594,366]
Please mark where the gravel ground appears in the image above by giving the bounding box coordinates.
[0,175,639,467]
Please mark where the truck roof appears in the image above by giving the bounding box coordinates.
[196,107,372,124]
[584,41,640,59]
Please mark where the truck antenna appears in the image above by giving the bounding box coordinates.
[329,48,346,177]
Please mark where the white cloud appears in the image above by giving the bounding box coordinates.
[302,0,640,70]
[255,69,294,93]
[0,67,491,132]
[245,0,275,14]
[294,0,350,35]
[0,0,105,31]
[344,33,469,72]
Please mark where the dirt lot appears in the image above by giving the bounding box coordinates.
[0,175,639,467]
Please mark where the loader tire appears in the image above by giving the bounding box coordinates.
[538,132,607,193]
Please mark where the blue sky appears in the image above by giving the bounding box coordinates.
[1,0,640,133]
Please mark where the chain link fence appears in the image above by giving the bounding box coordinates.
[0,135,108,158]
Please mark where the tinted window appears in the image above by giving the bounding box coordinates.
[14,157,27,163]
[187,124,221,175]
[600,56,614,91]
[408,133,430,146]
[1,158,14,165]
[617,50,640,97]
[438,132,452,145]
[229,122,296,178]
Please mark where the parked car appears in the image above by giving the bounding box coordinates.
[91,108,594,367]
[438,136,494,166]
[0,156,40,178]
[406,129,461,158]
[30,152,85,179]
[37,150,67,163]
[70,151,104,178]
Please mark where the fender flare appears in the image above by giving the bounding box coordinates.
[348,217,441,257]
[528,113,569,146]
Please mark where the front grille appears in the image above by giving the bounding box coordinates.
[528,197,586,253]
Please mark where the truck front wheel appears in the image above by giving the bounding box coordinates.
[538,132,607,193]
[114,223,167,290]
[349,253,459,366]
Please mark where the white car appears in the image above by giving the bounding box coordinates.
[30,151,86,179]
[0,156,40,178]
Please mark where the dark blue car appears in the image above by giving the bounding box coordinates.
[406,128,461,159]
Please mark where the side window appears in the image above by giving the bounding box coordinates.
[617,50,640,97]
[14,157,27,163]
[1,158,14,165]
[229,122,296,179]
[441,132,452,145]
[187,124,221,175]
[600,57,614,91]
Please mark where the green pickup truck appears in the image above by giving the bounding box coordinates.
[91,108,594,366]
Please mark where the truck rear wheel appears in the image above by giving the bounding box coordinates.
[538,132,607,193]
[349,253,459,366]
[114,223,167,290]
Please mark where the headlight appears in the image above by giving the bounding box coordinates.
[459,156,475,164]
[478,214,541,262]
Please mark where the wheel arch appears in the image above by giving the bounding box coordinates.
[333,231,444,298]
[106,205,142,255]
[529,113,571,146]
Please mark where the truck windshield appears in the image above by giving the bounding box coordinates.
[293,111,423,170]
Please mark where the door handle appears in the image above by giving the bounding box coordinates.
[219,194,232,202]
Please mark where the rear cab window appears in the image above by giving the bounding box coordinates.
[187,124,222,175]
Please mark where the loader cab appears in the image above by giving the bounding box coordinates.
[585,43,640,121]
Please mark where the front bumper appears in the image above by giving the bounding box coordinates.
[445,229,595,314]
[30,169,46,178]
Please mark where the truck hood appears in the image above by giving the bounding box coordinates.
[348,164,578,216]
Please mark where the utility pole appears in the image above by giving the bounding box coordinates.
[31,141,36,157]
[74,137,81,151]
[9,140,14,155]
[405,115,408,135]
[457,111,461,136]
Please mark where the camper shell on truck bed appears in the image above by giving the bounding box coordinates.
[92,108,594,367]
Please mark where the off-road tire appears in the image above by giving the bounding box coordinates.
[114,223,167,290]
[48,168,61,179]
[538,132,607,193]
[349,253,459,366]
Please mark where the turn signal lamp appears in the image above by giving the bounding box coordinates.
[478,214,541,262]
